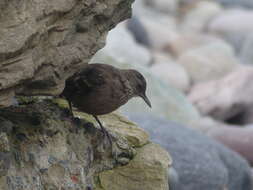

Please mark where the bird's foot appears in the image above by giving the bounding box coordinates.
[69,116,83,133]
[71,116,82,126]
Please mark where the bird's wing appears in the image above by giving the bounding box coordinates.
[74,66,106,88]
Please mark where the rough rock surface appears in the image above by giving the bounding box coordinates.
[0,99,171,190]
[0,0,134,107]
[97,143,171,190]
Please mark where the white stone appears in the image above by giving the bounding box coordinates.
[181,1,222,32]
[177,40,239,84]
[101,22,152,66]
[150,54,190,92]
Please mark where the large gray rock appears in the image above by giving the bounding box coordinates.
[97,22,152,67]
[240,34,253,65]
[0,100,171,190]
[215,0,253,8]
[132,0,179,51]
[189,66,253,123]
[208,9,253,53]
[150,54,190,92]
[0,0,134,107]
[127,16,151,48]
[127,113,253,190]
[165,33,224,57]
[177,41,239,84]
[180,1,222,32]
[208,126,253,166]
[144,0,178,15]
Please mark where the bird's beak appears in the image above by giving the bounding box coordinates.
[140,94,152,108]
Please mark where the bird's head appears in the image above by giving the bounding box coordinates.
[126,69,152,108]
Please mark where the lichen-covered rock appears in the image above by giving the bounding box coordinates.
[96,143,172,190]
[0,100,171,190]
[0,0,134,107]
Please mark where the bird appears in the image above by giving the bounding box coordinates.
[60,63,151,144]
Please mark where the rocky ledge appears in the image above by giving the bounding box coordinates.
[0,0,134,107]
[0,99,171,190]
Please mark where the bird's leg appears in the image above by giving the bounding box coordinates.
[67,100,82,127]
[93,115,112,145]
[67,100,74,117]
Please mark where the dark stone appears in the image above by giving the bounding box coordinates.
[0,119,13,135]
[127,113,253,190]
[0,152,11,176]
[16,133,28,141]
[127,16,151,48]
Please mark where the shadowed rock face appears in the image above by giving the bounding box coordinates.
[0,0,134,107]
[0,100,171,190]
[0,100,134,189]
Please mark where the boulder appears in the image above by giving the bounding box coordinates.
[165,33,224,57]
[207,9,253,53]
[127,16,151,48]
[98,143,172,190]
[138,15,178,51]
[189,66,253,123]
[0,0,134,107]
[144,0,178,15]
[0,100,171,190]
[215,0,253,8]
[127,113,253,190]
[150,54,190,92]
[240,34,253,65]
[131,0,179,52]
[207,126,253,166]
[180,1,222,32]
[100,22,152,67]
[177,41,239,84]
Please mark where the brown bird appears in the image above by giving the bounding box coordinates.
[61,63,151,143]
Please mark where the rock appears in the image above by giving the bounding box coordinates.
[144,0,178,15]
[127,113,253,190]
[164,33,224,57]
[240,34,253,65]
[207,9,253,53]
[91,52,200,125]
[131,0,179,52]
[0,100,171,190]
[252,169,253,185]
[177,40,239,84]
[98,143,172,190]
[0,0,134,106]
[207,126,253,166]
[215,0,253,8]
[180,1,222,32]
[189,66,253,123]
[78,112,150,148]
[139,15,178,51]
[150,54,190,92]
[127,16,151,48]
[99,22,152,67]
